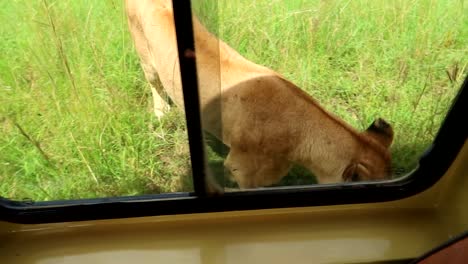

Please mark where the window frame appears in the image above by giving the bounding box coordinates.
[0,0,467,224]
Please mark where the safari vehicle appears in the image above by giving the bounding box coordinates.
[1,0,467,263]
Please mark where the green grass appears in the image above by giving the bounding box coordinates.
[1,0,467,201]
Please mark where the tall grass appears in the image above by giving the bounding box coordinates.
[0,0,193,200]
[0,0,466,201]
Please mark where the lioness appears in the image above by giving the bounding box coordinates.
[125,0,394,190]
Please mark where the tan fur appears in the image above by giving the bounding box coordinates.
[125,0,394,189]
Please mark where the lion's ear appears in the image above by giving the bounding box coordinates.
[365,118,394,148]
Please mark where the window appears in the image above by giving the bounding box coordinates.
[0,0,196,201]
[0,0,466,224]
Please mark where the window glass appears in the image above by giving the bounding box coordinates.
[0,0,466,201]
[192,0,466,189]
[0,0,193,201]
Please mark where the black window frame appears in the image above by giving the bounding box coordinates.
[0,0,467,224]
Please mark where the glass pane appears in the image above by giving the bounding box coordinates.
[0,0,194,201]
[191,0,228,191]
[192,0,466,190]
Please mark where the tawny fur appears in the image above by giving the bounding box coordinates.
[125,0,394,189]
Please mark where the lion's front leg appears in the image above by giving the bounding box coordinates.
[224,147,291,189]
